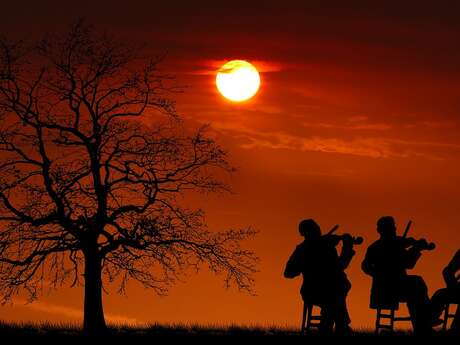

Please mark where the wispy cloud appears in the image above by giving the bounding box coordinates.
[302,115,392,131]
[186,59,284,75]
[239,132,398,158]
[209,119,460,159]
[404,120,458,129]
[13,299,139,324]
[302,121,392,131]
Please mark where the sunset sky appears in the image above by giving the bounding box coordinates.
[1,0,460,329]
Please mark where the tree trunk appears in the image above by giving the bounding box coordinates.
[83,251,107,334]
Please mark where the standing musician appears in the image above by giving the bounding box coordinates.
[361,216,435,334]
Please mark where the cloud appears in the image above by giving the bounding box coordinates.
[404,120,458,129]
[178,94,459,160]
[13,299,139,325]
[301,115,392,131]
[239,132,398,158]
[208,119,460,159]
[348,116,369,122]
[348,123,392,130]
[302,122,392,131]
[187,59,284,75]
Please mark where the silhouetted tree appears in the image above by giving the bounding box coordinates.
[0,21,257,334]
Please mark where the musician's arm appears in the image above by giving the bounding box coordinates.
[361,247,375,277]
[339,236,356,269]
[443,249,460,288]
[283,246,303,279]
[404,247,422,269]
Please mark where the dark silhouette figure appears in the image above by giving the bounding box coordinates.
[284,219,360,334]
[362,216,434,334]
[430,249,460,333]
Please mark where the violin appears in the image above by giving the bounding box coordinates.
[401,220,435,251]
[327,234,364,245]
[401,237,436,251]
[324,225,364,245]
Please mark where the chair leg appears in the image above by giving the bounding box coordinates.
[442,304,450,332]
[390,309,395,332]
[301,302,307,335]
[375,309,381,335]
[306,304,313,333]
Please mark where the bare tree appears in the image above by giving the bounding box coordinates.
[0,21,257,334]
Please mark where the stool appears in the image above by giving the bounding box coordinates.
[374,304,412,334]
[301,302,322,334]
[442,302,459,331]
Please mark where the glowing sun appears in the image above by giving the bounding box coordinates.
[216,60,260,102]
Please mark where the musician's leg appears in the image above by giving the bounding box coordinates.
[430,288,449,323]
[401,275,432,333]
[319,302,334,334]
[452,301,460,334]
[334,294,352,335]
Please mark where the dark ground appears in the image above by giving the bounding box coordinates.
[0,322,457,344]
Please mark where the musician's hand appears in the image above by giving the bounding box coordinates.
[341,233,353,245]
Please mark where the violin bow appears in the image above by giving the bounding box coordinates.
[327,224,339,235]
[403,220,412,238]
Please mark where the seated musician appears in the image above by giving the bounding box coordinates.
[430,249,460,333]
[361,216,433,334]
[284,219,358,334]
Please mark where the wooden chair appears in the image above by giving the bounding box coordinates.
[374,304,412,334]
[442,302,459,332]
[301,302,322,334]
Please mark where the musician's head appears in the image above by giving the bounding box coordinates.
[299,219,321,240]
[377,216,396,239]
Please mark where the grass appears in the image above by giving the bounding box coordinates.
[0,321,299,336]
[0,321,456,338]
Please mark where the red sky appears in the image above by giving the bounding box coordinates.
[1,0,460,329]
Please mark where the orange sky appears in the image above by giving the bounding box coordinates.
[0,0,460,329]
